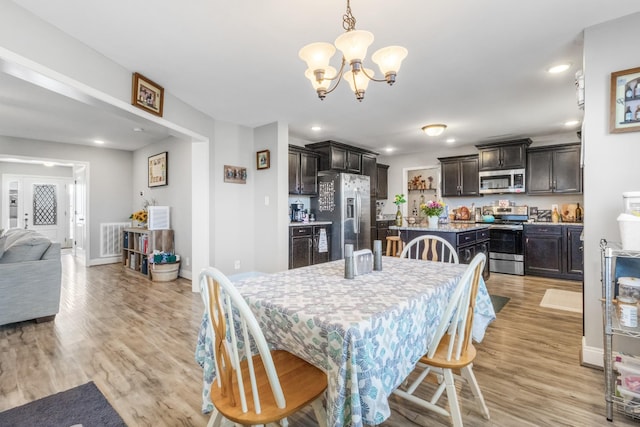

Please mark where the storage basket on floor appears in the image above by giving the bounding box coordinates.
[151,261,180,282]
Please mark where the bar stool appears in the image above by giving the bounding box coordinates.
[386,236,403,257]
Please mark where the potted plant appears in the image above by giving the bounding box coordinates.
[420,200,445,228]
[394,194,406,227]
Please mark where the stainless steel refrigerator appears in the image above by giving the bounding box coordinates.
[311,172,370,260]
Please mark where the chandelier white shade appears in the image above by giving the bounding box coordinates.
[334,30,374,64]
[299,0,407,101]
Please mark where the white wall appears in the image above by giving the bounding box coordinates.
[582,12,640,363]
[0,135,132,261]
[210,120,256,274]
[254,122,289,273]
[132,137,192,278]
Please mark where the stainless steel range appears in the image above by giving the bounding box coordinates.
[482,205,528,275]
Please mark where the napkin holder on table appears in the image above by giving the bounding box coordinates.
[353,249,373,276]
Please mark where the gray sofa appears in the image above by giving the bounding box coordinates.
[0,229,62,326]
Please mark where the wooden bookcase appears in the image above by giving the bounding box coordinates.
[122,228,174,278]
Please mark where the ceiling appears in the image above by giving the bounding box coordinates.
[4,1,640,155]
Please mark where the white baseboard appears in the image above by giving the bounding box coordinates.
[89,256,120,266]
[180,269,192,281]
[582,336,603,368]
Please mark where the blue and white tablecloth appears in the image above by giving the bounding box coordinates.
[195,257,495,427]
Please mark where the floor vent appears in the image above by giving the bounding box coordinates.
[100,222,130,257]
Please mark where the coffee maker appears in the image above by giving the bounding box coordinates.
[290,202,305,222]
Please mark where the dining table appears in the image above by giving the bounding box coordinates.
[195,256,496,427]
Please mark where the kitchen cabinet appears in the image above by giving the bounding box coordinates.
[527,143,582,194]
[524,224,583,280]
[289,145,319,196]
[476,138,531,171]
[376,163,389,200]
[375,220,398,253]
[122,228,174,278]
[362,154,377,196]
[289,224,332,269]
[438,155,480,197]
[306,140,379,174]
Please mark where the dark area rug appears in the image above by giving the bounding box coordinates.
[490,294,510,313]
[0,381,126,427]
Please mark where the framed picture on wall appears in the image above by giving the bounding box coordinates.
[148,152,168,187]
[224,165,247,184]
[610,66,640,133]
[256,149,270,170]
[132,72,164,117]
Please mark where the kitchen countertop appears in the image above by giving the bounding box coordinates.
[390,223,490,232]
[289,221,332,227]
[527,221,584,226]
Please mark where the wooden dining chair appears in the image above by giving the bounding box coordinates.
[392,253,489,427]
[200,267,328,427]
[399,234,459,264]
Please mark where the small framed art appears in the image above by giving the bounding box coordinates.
[224,165,247,184]
[610,66,640,133]
[132,72,164,116]
[148,152,168,187]
[257,149,270,170]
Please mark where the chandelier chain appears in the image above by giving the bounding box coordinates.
[342,0,356,32]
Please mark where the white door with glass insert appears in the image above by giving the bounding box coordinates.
[2,175,71,245]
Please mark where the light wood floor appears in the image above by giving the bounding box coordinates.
[0,254,636,426]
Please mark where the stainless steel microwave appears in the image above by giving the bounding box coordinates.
[479,169,526,194]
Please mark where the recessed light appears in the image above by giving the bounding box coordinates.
[311,126,321,131]
[548,64,571,74]
[93,139,104,145]
[133,127,145,132]
[446,138,456,144]
[385,147,394,153]
[564,120,580,127]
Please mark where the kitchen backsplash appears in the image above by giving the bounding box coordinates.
[380,193,584,221]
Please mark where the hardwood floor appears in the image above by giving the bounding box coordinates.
[0,254,636,426]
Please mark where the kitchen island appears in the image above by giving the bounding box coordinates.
[390,222,491,278]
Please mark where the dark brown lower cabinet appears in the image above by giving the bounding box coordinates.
[524,224,583,280]
[289,224,332,269]
[375,220,398,253]
[400,228,490,280]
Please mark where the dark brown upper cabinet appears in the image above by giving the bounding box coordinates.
[527,143,582,194]
[476,138,531,171]
[438,155,480,197]
[289,145,319,196]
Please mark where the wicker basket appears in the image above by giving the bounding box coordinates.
[150,261,180,282]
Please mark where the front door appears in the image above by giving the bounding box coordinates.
[2,174,72,245]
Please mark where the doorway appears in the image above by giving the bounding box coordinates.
[2,173,73,247]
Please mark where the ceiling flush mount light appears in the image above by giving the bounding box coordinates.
[548,63,571,74]
[311,126,322,131]
[421,124,447,136]
[298,0,407,102]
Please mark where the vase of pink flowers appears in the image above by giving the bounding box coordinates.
[420,200,445,228]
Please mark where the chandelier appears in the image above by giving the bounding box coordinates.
[298,0,408,102]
